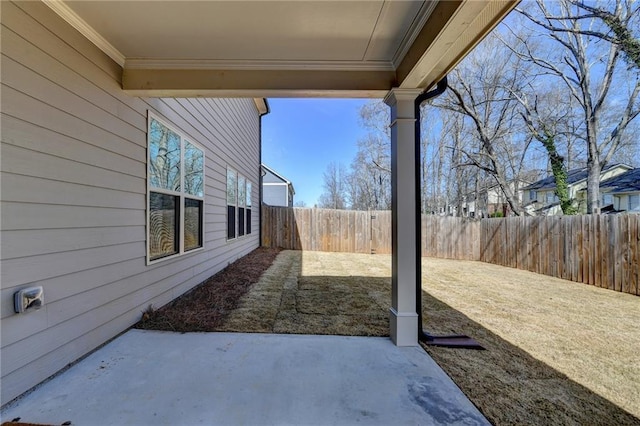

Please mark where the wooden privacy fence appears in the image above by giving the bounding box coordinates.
[261,206,390,254]
[480,215,639,295]
[261,206,479,259]
[262,205,640,295]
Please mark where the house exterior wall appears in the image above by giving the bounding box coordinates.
[615,193,640,212]
[571,167,631,213]
[1,1,260,405]
[263,183,289,206]
[262,169,284,184]
[261,167,293,207]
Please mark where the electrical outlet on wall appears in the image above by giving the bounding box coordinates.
[14,286,44,314]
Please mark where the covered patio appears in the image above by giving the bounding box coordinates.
[2,0,518,418]
[53,0,515,347]
[1,330,488,425]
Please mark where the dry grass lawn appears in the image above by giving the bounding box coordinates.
[421,257,640,425]
[138,249,640,425]
[220,250,390,336]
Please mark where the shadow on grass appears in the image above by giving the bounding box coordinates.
[268,274,639,425]
[420,288,640,426]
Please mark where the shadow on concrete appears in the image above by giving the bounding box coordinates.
[244,253,639,425]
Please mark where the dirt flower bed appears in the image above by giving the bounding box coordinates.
[135,247,281,332]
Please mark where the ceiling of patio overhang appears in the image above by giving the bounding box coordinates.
[46,0,517,98]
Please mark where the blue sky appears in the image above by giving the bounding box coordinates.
[262,98,373,206]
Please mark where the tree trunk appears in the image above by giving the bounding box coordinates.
[586,160,602,214]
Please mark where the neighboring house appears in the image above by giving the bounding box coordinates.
[598,168,640,213]
[521,164,633,215]
[458,179,530,218]
[1,3,267,405]
[261,164,295,207]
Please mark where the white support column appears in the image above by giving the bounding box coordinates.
[384,88,423,347]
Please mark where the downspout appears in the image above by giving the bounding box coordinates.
[257,99,270,247]
[414,78,482,349]
[414,77,448,343]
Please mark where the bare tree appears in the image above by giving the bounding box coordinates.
[345,101,393,211]
[525,0,640,69]
[346,142,392,210]
[516,0,640,213]
[318,162,348,209]
[437,34,534,216]
[511,83,583,214]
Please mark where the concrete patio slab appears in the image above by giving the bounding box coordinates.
[1,330,488,426]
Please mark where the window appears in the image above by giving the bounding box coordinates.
[148,114,204,261]
[602,194,613,207]
[629,194,639,211]
[246,182,252,235]
[545,191,558,204]
[529,190,537,201]
[238,175,246,237]
[227,169,253,240]
[227,168,237,240]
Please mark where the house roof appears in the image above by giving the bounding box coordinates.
[522,164,633,191]
[261,164,295,195]
[599,168,640,194]
[44,1,517,98]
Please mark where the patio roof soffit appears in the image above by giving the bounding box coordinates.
[44,0,517,98]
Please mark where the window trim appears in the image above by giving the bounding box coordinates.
[146,111,205,265]
[226,167,238,241]
[246,181,252,235]
[226,169,254,241]
[238,174,246,237]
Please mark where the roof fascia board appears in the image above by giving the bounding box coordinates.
[253,98,270,116]
[390,1,439,68]
[397,0,517,90]
[261,164,292,186]
[42,0,126,66]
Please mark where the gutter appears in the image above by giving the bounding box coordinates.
[414,77,483,349]
[256,98,270,247]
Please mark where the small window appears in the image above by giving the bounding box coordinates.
[629,194,639,211]
[184,198,203,251]
[227,168,237,239]
[529,190,537,201]
[149,192,179,259]
[227,170,253,240]
[246,182,252,235]
[545,192,555,204]
[238,175,246,237]
[148,114,204,262]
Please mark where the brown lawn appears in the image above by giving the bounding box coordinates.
[137,249,640,426]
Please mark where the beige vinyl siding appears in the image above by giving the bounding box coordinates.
[1,1,260,405]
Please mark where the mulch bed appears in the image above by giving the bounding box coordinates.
[134,247,281,332]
